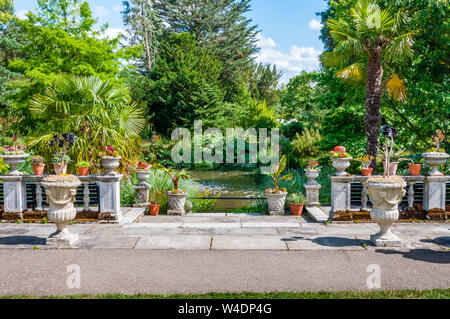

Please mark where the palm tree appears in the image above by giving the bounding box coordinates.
[320,0,416,168]
[29,74,146,172]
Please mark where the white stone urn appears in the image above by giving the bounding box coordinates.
[365,177,406,247]
[166,191,188,215]
[332,157,352,176]
[41,175,81,246]
[304,169,320,185]
[0,153,28,175]
[135,170,150,185]
[101,156,121,175]
[265,192,287,215]
[422,152,449,176]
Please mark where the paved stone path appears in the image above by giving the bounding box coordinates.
[0,215,448,295]
[0,215,449,250]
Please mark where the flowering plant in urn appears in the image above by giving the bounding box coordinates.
[330,146,352,176]
[48,133,76,175]
[42,133,80,246]
[0,136,28,175]
[99,145,121,175]
[422,129,448,176]
[365,125,406,247]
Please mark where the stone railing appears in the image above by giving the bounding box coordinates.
[329,173,449,214]
[0,167,123,222]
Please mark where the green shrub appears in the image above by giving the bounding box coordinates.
[291,128,322,158]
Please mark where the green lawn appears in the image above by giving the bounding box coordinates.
[2,289,449,299]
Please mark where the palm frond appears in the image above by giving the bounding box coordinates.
[385,73,407,101]
[335,62,366,84]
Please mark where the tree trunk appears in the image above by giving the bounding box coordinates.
[365,50,383,169]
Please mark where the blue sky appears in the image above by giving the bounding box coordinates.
[13,0,328,83]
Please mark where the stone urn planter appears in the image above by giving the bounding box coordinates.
[101,156,121,175]
[332,157,352,176]
[422,152,449,176]
[265,192,287,215]
[166,191,188,215]
[135,170,150,184]
[365,176,406,247]
[41,175,81,246]
[304,169,320,184]
[0,153,28,175]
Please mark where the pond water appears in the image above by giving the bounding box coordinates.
[188,170,266,210]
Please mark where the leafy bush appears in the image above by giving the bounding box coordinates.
[291,128,323,158]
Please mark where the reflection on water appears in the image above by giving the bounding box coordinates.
[188,171,265,210]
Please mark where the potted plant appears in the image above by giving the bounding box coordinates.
[287,192,306,216]
[422,130,449,176]
[407,154,422,176]
[364,125,406,247]
[264,155,293,215]
[99,145,121,175]
[31,155,45,176]
[164,168,189,215]
[357,154,374,176]
[0,136,28,175]
[329,146,352,176]
[52,154,71,175]
[304,160,320,181]
[135,161,152,183]
[148,189,161,216]
[48,133,76,175]
[42,133,80,246]
[76,161,91,176]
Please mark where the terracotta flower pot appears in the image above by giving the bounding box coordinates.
[32,164,45,176]
[290,203,304,216]
[53,163,67,175]
[77,166,89,176]
[148,203,160,216]
[415,203,423,211]
[361,167,373,176]
[408,164,422,176]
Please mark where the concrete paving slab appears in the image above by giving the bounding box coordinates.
[183,222,241,228]
[285,235,370,251]
[241,222,301,228]
[135,235,211,250]
[76,235,140,249]
[306,207,330,223]
[276,227,320,236]
[212,235,287,250]
[180,227,279,236]
[123,228,184,236]
[125,223,183,228]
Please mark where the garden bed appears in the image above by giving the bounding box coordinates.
[332,208,450,223]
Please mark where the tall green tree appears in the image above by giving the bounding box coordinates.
[145,33,223,134]
[0,0,13,23]
[122,0,163,71]
[155,0,259,100]
[35,0,96,35]
[320,0,416,167]
[249,63,282,106]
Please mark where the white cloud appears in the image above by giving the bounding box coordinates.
[309,19,323,30]
[255,34,322,83]
[16,9,29,20]
[256,34,277,48]
[94,6,110,19]
[99,27,126,40]
[113,5,122,12]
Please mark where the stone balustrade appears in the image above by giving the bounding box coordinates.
[330,174,449,215]
[0,173,123,223]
